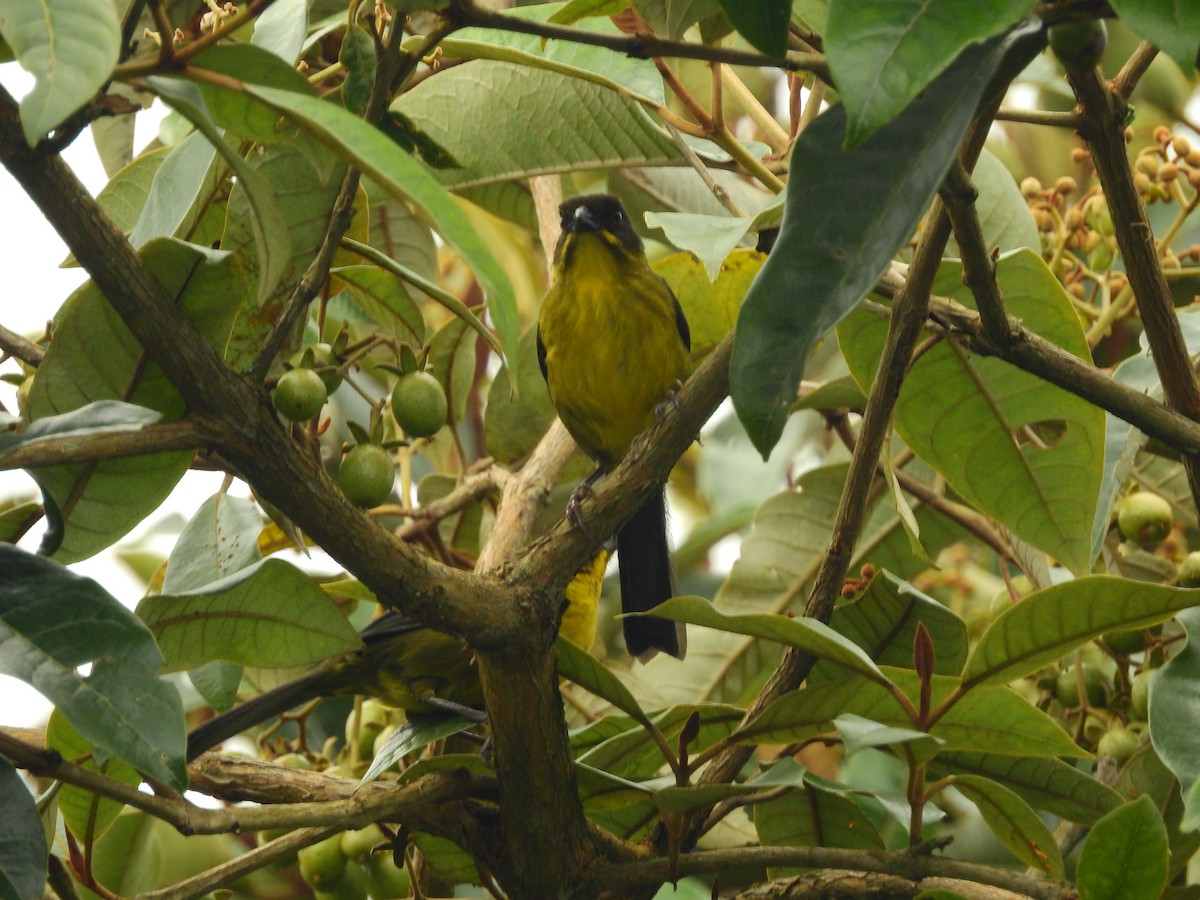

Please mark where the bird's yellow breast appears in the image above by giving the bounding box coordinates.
[539,234,691,465]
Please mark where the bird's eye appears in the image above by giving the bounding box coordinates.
[611,209,625,227]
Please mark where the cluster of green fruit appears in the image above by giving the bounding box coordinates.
[297,825,410,900]
[254,699,412,898]
[270,342,450,509]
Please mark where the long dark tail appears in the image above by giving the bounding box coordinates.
[617,488,685,660]
[186,672,327,762]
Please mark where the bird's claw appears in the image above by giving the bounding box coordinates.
[566,482,593,536]
[654,379,685,419]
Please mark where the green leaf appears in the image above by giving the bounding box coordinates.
[548,0,626,25]
[644,596,888,684]
[835,714,944,761]
[136,559,361,670]
[753,759,883,874]
[237,82,518,368]
[730,28,1033,456]
[162,493,262,593]
[1077,795,1169,900]
[190,44,316,143]
[0,756,48,899]
[1108,0,1200,74]
[339,25,375,115]
[1149,607,1200,788]
[46,709,141,842]
[0,400,160,459]
[485,328,557,463]
[716,0,789,57]
[820,569,968,679]
[842,250,1105,574]
[740,669,1083,758]
[392,59,678,192]
[0,0,120,143]
[145,77,292,305]
[826,0,1038,147]
[951,774,1063,877]
[655,782,784,815]
[361,715,478,785]
[219,135,343,366]
[630,0,721,39]
[251,0,308,64]
[329,265,425,347]
[85,145,171,240]
[573,704,744,781]
[962,576,1200,689]
[24,239,244,562]
[932,751,1122,825]
[644,211,753,281]
[129,131,223,249]
[0,545,187,789]
[574,762,657,840]
[556,635,650,727]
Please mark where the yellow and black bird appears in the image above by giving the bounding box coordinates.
[537,194,692,660]
[186,551,606,761]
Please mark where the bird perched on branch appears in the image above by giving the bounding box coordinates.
[537,194,692,660]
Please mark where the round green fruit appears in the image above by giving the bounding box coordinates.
[1131,669,1155,718]
[366,852,411,899]
[273,368,327,421]
[391,371,448,438]
[1048,18,1107,72]
[292,343,343,393]
[1179,551,1200,587]
[1097,727,1139,765]
[1103,628,1146,655]
[1118,491,1174,548]
[299,832,348,888]
[1055,662,1108,708]
[340,825,383,862]
[339,444,394,508]
[312,858,368,900]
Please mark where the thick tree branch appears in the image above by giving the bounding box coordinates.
[0,321,44,366]
[583,845,1073,899]
[0,419,216,469]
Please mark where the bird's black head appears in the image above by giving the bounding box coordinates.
[558,194,643,255]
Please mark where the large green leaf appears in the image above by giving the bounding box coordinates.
[572,704,744,781]
[392,60,681,192]
[129,131,224,249]
[740,669,1084,758]
[962,576,1200,689]
[250,0,308,64]
[841,250,1105,573]
[644,596,888,685]
[0,0,119,143]
[430,2,665,104]
[716,0,789,58]
[1149,607,1200,788]
[24,240,245,562]
[825,0,1037,147]
[0,756,47,899]
[0,401,160,460]
[730,27,1037,456]
[136,558,361,671]
[146,76,292,306]
[754,760,883,875]
[932,751,1122,825]
[219,134,344,368]
[0,546,187,788]
[951,774,1063,878]
[162,493,262,593]
[329,265,425,347]
[1108,0,1200,74]
[1077,795,1168,900]
[46,709,140,842]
